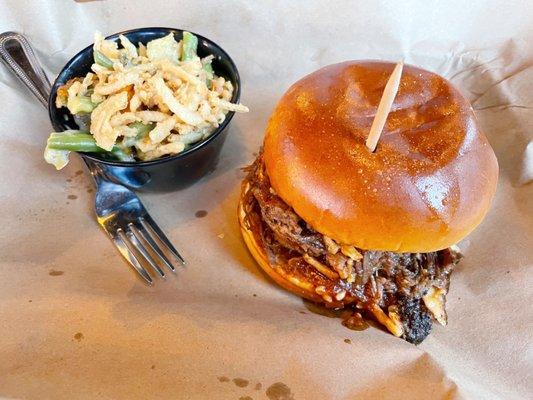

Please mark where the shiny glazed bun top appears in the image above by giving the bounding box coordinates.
[263,61,498,252]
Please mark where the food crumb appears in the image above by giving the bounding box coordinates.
[87,188,93,193]
[218,233,225,239]
[151,365,155,370]
[67,194,78,200]
[299,311,306,314]
[218,376,230,383]
[49,270,64,276]
[66,178,72,183]
[28,299,32,303]
[75,170,83,176]
[253,294,257,297]
[344,338,352,344]
[73,332,84,341]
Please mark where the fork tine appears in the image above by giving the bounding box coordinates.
[130,223,175,272]
[126,227,166,278]
[140,215,186,265]
[113,230,153,285]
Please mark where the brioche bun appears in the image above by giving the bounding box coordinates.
[262,61,498,252]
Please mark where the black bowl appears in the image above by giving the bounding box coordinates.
[49,27,241,192]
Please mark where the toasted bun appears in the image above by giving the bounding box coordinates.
[238,183,326,304]
[239,183,375,310]
[263,61,498,252]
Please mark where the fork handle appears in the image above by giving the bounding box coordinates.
[0,32,51,108]
[0,32,107,184]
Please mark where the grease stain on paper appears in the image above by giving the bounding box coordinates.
[195,210,208,218]
[303,300,369,331]
[266,382,294,400]
[233,378,249,387]
[218,376,279,398]
[302,299,344,318]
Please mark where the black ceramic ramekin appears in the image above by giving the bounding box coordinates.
[49,27,241,192]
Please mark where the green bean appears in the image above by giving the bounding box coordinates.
[47,131,131,160]
[67,95,96,114]
[94,50,114,68]
[203,62,214,86]
[181,31,198,61]
[47,131,102,152]
[45,131,135,167]
[130,121,155,139]
[177,131,203,145]
[122,122,155,147]
[110,147,135,162]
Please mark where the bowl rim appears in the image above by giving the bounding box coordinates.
[48,27,241,167]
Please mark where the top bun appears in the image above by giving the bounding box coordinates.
[263,61,498,252]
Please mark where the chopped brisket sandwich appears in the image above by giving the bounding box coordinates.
[238,61,498,343]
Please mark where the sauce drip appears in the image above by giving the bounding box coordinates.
[342,312,369,331]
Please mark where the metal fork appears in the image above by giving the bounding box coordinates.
[88,161,185,283]
[0,31,185,284]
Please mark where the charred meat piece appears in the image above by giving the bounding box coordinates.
[397,297,433,344]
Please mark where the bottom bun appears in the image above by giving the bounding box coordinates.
[238,182,337,305]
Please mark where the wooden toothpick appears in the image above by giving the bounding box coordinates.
[365,61,404,152]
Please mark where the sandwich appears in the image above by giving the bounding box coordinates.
[238,61,498,343]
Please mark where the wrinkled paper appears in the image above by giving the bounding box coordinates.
[0,1,531,399]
